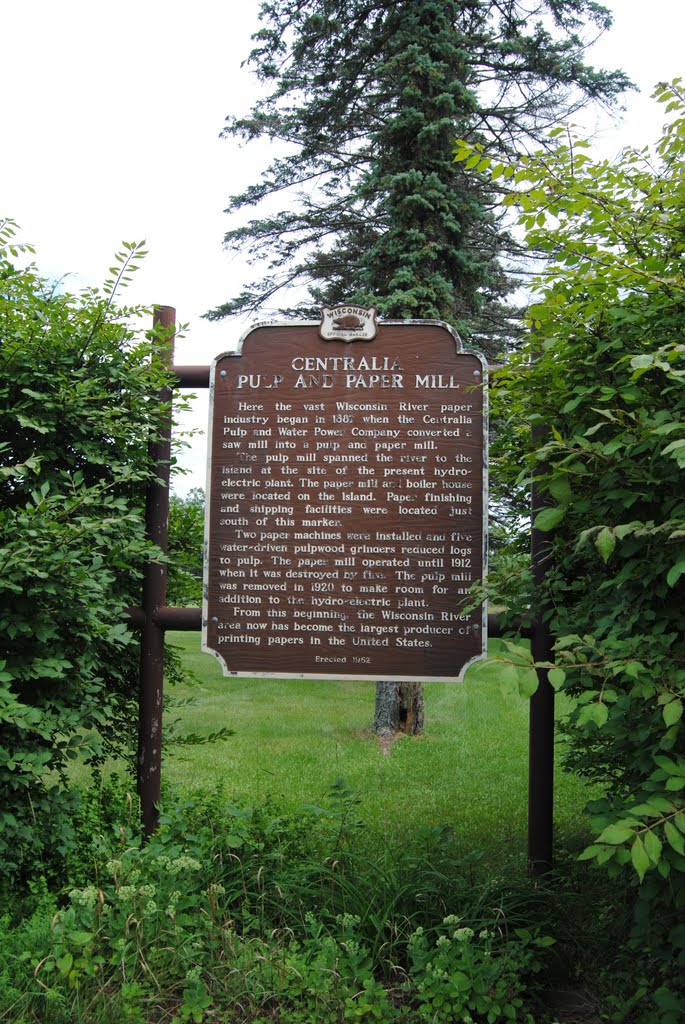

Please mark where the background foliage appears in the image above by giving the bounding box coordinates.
[167,487,205,607]
[0,223,178,894]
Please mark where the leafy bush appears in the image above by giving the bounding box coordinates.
[456,81,685,1020]
[0,222,180,894]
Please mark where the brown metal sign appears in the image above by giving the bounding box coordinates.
[202,317,487,681]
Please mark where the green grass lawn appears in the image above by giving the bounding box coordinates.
[162,633,594,870]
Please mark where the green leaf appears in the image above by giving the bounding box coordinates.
[468,658,511,687]
[666,560,685,587]
[16,414,50,434]
[643,828,662,865]
[595,527,615,563]
[663,700,683,727]
[614,522,640,540]
[56,952,74,976]
[597,823,634,845]
[498,661,522,697]
[554,634,584,650]
[498,639,533,662]
[548,668,566,689]
[517,666,540,699]
[652,420,683,436]
[647,796,677,814]
[578,844,604,861]
[665,820,685,855]
[548,476,573,505]
[654,755,685,776]
[631,834,650,881]
[661,439,685,459]
[533,506,566,532]
[578,702,608,728]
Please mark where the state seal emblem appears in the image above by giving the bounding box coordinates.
[319,304,378,343]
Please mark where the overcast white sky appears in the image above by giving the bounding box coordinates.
[2,0,684,492]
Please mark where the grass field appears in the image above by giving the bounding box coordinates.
[162,633,594,870]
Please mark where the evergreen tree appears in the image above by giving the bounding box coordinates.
[208,0,629,355]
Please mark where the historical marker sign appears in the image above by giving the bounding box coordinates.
[202,317,487,681]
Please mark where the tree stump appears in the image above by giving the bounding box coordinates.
[373,681,425,736]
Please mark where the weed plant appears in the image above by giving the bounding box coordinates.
[1,778,559,1024]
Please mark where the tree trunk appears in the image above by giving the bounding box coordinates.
[373,681,424,736]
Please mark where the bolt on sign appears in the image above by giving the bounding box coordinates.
[202,310,487,681]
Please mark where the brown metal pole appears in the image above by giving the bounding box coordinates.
[172,365,211,388]
[138,306,175,837]
[528,421,555,874]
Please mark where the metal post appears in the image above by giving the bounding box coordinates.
[137,306,175,837]
[528,422,555,874]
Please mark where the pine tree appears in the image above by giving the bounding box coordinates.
[210,0,629,736]
[208,0,629,354]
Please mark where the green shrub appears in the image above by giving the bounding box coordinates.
[0,221,182,895]
[456,81,685,1021]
